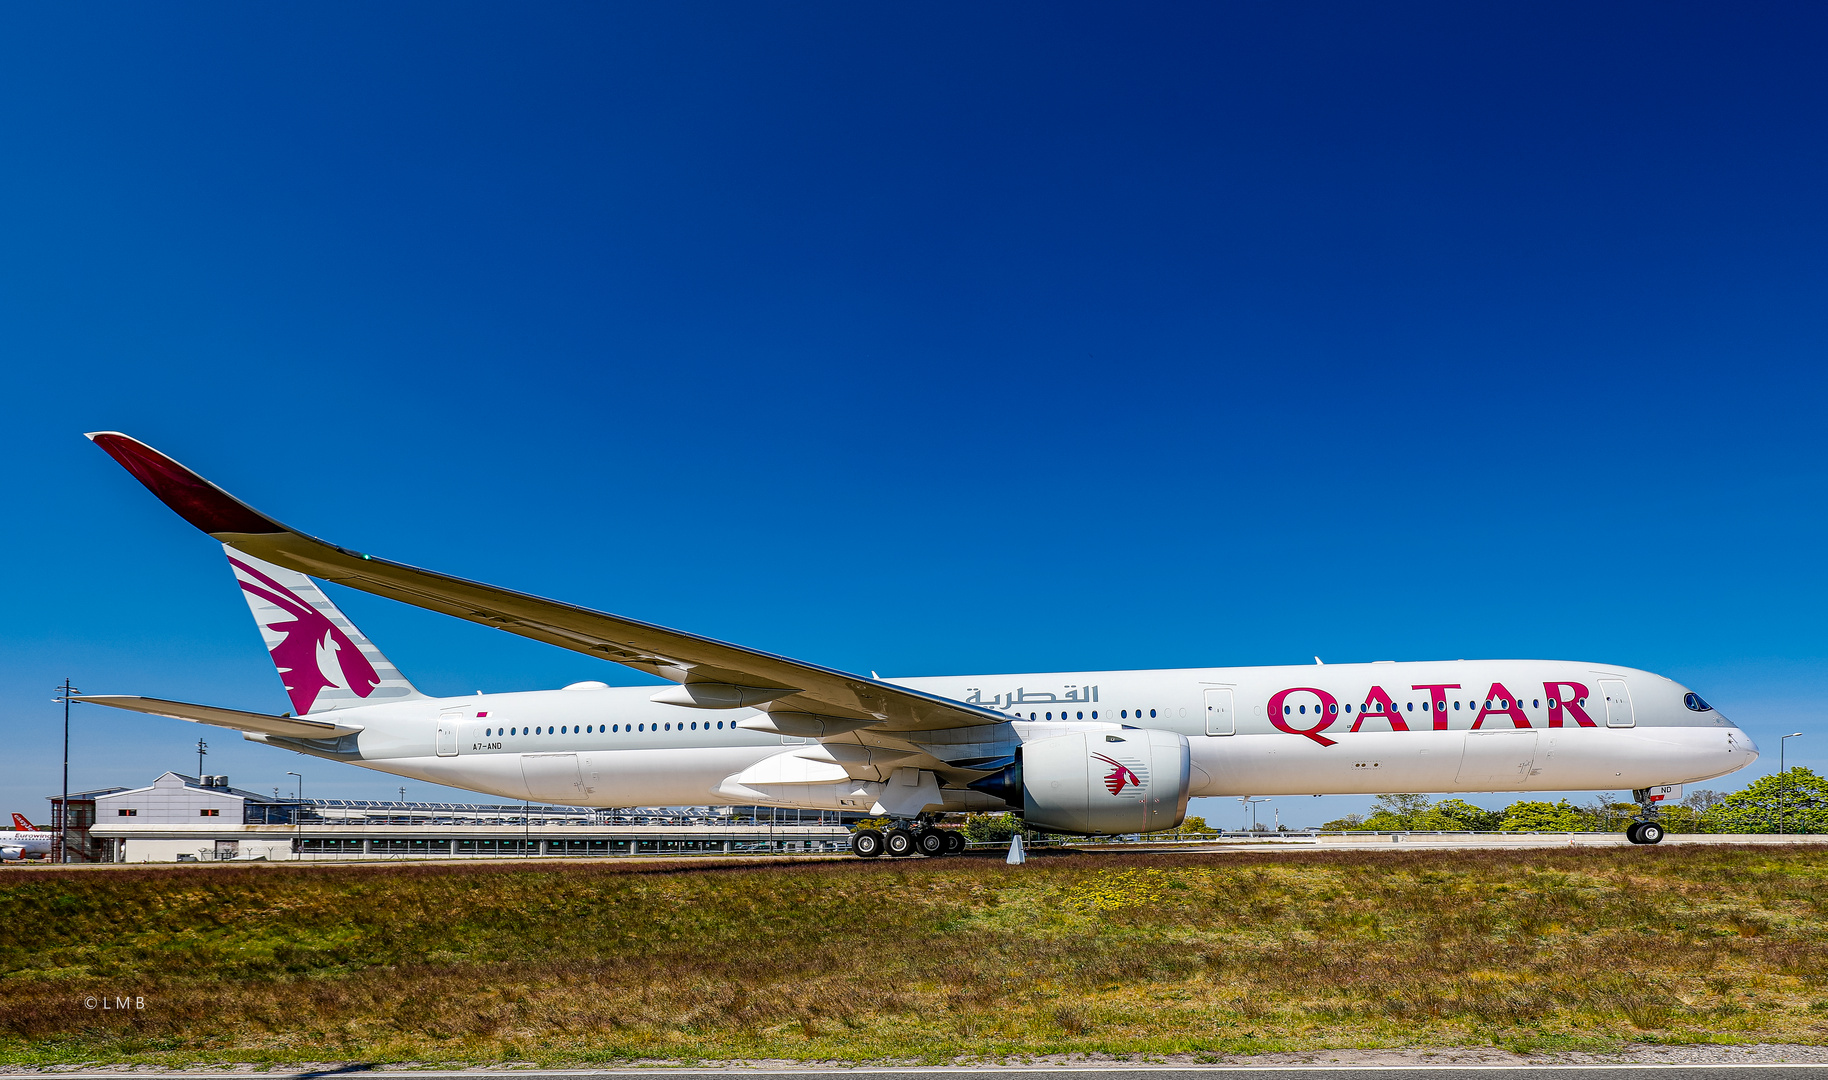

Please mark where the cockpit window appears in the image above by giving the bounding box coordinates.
[1684,692,1713,713]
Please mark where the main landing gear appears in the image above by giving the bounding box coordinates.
[851,823,967,859]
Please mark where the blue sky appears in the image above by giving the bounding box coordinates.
[3,3,1827,827]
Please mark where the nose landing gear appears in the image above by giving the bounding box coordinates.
[1626,788,1668,844]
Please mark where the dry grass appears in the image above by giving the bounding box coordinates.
[4,845,1828,1064]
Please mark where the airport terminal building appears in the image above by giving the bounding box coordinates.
[80,772,856,862]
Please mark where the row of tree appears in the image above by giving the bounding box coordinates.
[950,767,1828,838]
[1321,767,1828,834]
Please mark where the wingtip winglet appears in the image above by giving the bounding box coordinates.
[86,431,286,537]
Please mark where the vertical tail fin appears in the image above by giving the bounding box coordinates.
[12,814,37,832]
[225,545,425,714]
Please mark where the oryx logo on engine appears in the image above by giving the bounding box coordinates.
[1092,752,1141,795]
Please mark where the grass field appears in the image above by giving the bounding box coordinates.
[4,845,1828,1065]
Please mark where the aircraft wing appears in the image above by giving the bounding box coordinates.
[74,695,366,738]
[87,433,1007,733]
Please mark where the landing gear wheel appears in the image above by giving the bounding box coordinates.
[851,829,884,858]
[885,827,916,857]
[945,831,967,855]
[916,827,947,857]
[1637,821,1665,845]
[1625,822,1645,844]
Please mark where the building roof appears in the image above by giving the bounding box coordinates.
[92,772,282,804]
[47,786,132,801]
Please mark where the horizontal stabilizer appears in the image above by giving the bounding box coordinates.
[75,695,364,739]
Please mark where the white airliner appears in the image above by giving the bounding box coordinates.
[1,814,55,861]
[80,432,1756,855]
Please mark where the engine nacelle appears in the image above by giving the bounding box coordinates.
[971,728,1191,835]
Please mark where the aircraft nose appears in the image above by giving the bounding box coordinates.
[1735,728,1760,761]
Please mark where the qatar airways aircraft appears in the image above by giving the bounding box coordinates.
[80,432,1755,855]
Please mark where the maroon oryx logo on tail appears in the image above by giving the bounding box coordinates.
[229,556,379,714]
[1092,753,1141,796]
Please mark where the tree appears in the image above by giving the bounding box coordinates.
[1578,796,1639,832]
[1499,799,1590,832]
[1370,793,1432,823]
[1413,798,1505,832]
[1652,804,1711,833]
[1703,767,1828,834]
[1683,789,1726,811]
[962,812,1024,842]
[1320,812,1365,829]
[1177,816,1218,835]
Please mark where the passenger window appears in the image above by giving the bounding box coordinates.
[638,724,644,731]
[1405,702,1413,711]
[1091,711,1098,719]
[1150,709,1157,718]
[1121,710,1128,718]
[691,722,697,730]
[1046,712,1053,720]
[1328,703,1336,714]
[1532,699,1540,708]
[717,721,724,729]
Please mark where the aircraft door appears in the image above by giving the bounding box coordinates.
[1600,680,1635,728]
[436,713,461,757]
[1203,689,1235,736]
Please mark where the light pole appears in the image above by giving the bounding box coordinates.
[53,680,81,863]
[286,771,303,831]
[1780,732,1803,836]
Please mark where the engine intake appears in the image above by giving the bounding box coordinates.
[969,728,1191,835]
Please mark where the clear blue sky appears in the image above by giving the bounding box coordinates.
[3,3,1826,827]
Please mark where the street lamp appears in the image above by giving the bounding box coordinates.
[1780,733,1803,836]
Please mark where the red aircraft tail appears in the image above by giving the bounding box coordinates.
[11,814,38,832]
